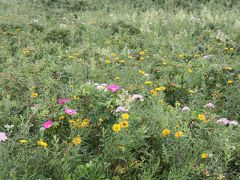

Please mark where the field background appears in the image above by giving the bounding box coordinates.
[0,0,240,179]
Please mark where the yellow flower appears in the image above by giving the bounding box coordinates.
[121,113,129,120]
[119,60,125,63]
[139,51,145,55]
[31,93,38,98]
[72,95,79,100]
[59,115,65,120]
[178,53,185,59]
[72,135,82,145]
[37,139,48,147]
[139,57,144,60]
[138,70,145,75]
[188,68,193,73]
[112,124,121,132]
[201,153,208,159]
[22,48,30,56]
[115,77,120,80]
[111,53,116,57]
[19,139,28,143]
[227,80,233,84]
[105,60,111,64]
[81,118,89,127]
[175,101,181,107]
[224,66,232,71]
[198,114,206,121]
[150,90,158,96]
[145,81,153,85]
[162,129,171,137]
[155,86,166,91]
[120,121,129,128]
[175,131,183,138]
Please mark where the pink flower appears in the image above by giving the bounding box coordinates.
[57,98,69,105]
[65,108,77,115]
[115,106,129,113]
[0,132,8,142]
[216,118,229,125]
[107,84,121,93]
[204,103,215,109]
[132,94,144,101]
[43,120,53,129]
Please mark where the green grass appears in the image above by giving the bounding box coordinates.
[0,0,240,179]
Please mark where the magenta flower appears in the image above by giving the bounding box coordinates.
[107,84,121,92]
[43,120,53,129]
[57,98,69,105]
[65,108,77,115]
[0,132,8,142]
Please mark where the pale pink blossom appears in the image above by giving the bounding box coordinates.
[0,132,8,142]
[204,103,215,109]
[57,98,69,105]
[65,108,77,115]
[132,94,144,101]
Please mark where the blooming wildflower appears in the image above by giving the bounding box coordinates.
[138,70,145,75]
[57,98,69,105]
[115,106,129,113]
[112,124,121,132]
[105,60,111,64]
[119,60,125,63]
[202,55,211,59]
[120,121,129,128]
[162,129,171,137]
[111,53,116,57]
[155,86,166,91]
[0,132,8,142]
[198,114,206,121]
[224,66,232,71]
[59,115,65,120]
[81,119,90,127]
[139,57,144,60]
[37,139,48,147]
[178,53,185,59]
[216,118,229,125]
[43,120,53,129]
[19,139,28,143]
[31,93,38,98]
[97,84,107,90]
[121,113,129,120]
[150,90,158,96]
[201,153,208,159]
[181,106,190,112]
[227,80,233,84]
[4,124,14,129]
[115,77,120,80]
[204,103,215,109]
[175,131,183,138]
[107,84,121,93]
[228,120,238,126]
[65,108,77,115]
[22,48,30,56]
[115,165,126,175]
[131,94,144,101]
[188,68,193,73]
[72,135,82,145]
[145,81,152,85]
[139,51,145,55]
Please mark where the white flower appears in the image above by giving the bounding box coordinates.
[4,125,14,129]
[131,94,144,101]
[0,132,8,142]
[115,106,129,113]
[181,106,190,112]
[204,103,215,109]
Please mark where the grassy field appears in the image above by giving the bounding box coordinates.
[0,0,240,179]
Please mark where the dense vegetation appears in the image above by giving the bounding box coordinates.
[0,0,240,179]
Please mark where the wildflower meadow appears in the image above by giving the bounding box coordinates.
[0,0,240,179]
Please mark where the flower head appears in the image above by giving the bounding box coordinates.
[228,120,238,126]
[204,103,215,109]
[31,93,38,98]
[0,132,8,142]
[107,84,121,93]
[43,120,53,129]
[115,106,129,113]
[57,98,69,105]
[120,121,129,128]
[72,135,82,145]
[162,129,171,137]
[131,94,144,101]
[65,108,77,115]
[181,106,190,112]
[216,118,229,125]
[198,114,206,121]
[175,131,184,138]
[37,139,48,147]
[121,113,129,120]
[19,139,28,143]
[201,153,208,159]
[112,124,121,132]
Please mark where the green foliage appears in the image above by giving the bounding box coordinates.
[0,0,240,179]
